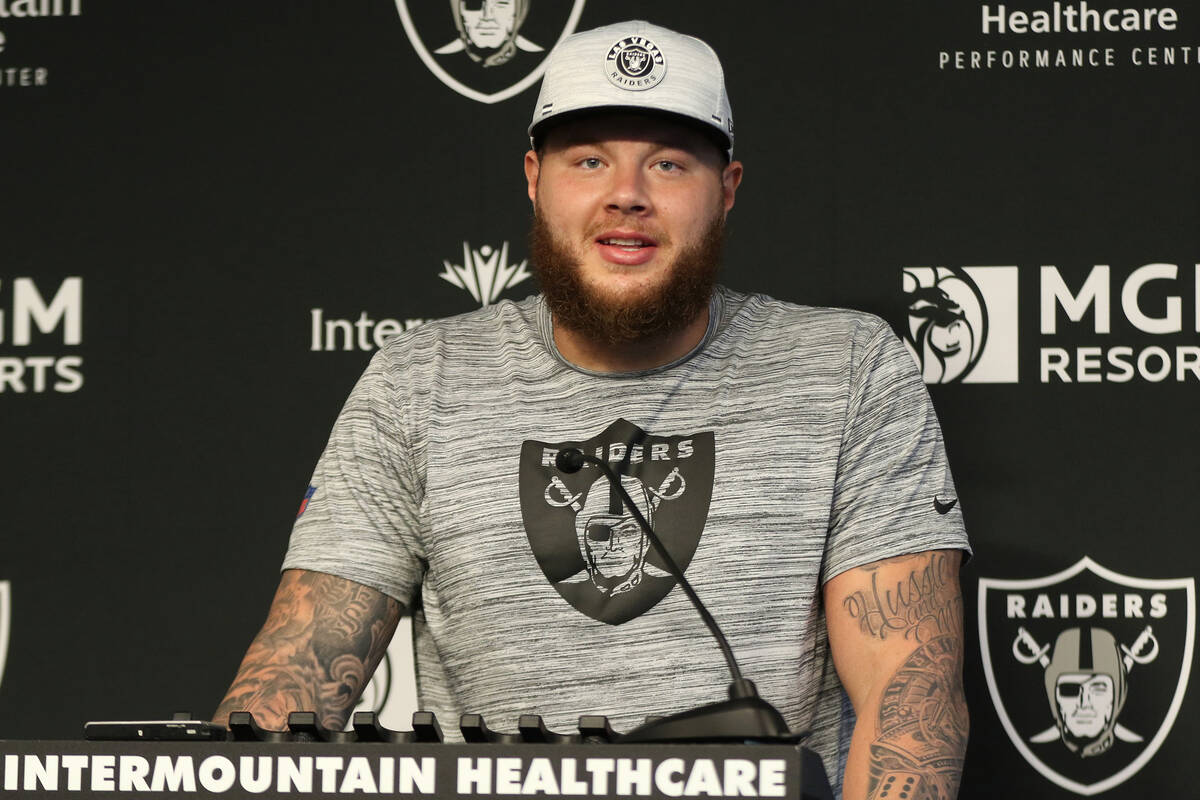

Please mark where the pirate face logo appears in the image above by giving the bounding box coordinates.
[395,0,587,104]
[450,0,530,66]
[567,471,685,596]
[902,267,988,384]
[1056,672,1116,740]
[520,419,714,625]
[980,557,1195,794]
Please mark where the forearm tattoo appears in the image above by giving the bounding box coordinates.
[866,637,967,800]
[840,552,968,800]
[213,572,401,731]
[842,551,963,642]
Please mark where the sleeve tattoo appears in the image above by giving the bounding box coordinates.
[213,571,402,731]
[842,552,969,800]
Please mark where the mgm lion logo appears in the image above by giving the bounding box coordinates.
[902,266,988,384]
[519,419,714,625]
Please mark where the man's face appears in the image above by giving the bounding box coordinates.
[1056,673,1116,738]
[459,0,516,49]
[524,114,743,344]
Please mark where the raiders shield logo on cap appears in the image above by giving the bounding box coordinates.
[978,557,1195,794]
[604,35,667,90]
[519,419,714,625]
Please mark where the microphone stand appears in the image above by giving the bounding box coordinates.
[555,447,793,744]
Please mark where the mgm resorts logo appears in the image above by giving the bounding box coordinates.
[395,0,586,104]
[901,263,1200,384]
[310,241,532,352]
[979,558,1195,794]
[0,277,84,394]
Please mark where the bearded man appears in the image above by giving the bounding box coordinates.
[215,20,970,800]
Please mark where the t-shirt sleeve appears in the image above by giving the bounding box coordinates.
[822,320,971,583]
[281,347,426,605]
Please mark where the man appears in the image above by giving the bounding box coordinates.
[215,20,970,800]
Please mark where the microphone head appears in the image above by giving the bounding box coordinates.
[555,448,586,473]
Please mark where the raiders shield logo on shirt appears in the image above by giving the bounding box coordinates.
[519,419,714,625]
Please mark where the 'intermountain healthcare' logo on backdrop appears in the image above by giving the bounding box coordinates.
[309,240,532,352]
[396,0,587,103]
[979,558,1195,794]
[902,266,1019,383]
[440,241,533,305]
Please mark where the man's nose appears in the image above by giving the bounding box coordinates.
[605,163,651,215]
[1079,687,1093,708]
[481,0,496,21]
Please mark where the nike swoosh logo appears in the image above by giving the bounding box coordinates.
[934,497,958,514]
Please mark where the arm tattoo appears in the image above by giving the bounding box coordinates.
[213,572,401,731]
[866,636,968,800]
[842,551,963,642]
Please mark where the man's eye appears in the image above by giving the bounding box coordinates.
[579,157,603,169]
[655,160,679,172]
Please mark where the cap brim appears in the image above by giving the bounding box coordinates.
[529,106,732,159]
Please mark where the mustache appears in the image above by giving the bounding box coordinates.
[582,220,670,245]
[531,205,671,247]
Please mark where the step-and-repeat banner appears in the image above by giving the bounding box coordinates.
[2,2,1196,797]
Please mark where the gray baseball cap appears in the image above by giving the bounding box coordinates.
[528,20,734,158]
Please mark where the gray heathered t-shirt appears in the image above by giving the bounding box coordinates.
[283,287,970,798]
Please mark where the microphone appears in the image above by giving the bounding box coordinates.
[554,447,792,743]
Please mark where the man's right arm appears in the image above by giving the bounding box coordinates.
[212,568,403,731]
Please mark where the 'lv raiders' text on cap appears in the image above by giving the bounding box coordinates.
[528,20,734,159]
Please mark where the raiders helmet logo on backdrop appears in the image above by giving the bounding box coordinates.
[519,419,714,625]
[395,0,587,104]
[979,557,1195,795]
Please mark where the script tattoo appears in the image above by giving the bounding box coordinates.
[866,636,968,800]
[842,552,963,642]
[213,571,401,731]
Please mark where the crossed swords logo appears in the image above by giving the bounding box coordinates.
[544,467,686,595]
[1013,624,1160,745]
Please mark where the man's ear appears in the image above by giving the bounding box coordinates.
[721,160,744,216]
[524,150,540,206]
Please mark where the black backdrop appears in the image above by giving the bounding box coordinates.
[2,2,1197,797]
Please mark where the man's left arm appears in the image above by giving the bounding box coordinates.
[824,548,969,800]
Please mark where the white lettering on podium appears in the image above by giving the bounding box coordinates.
[276,757,312,793]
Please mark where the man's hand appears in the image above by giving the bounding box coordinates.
[825,550,968,800]
[213,569,403,731]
